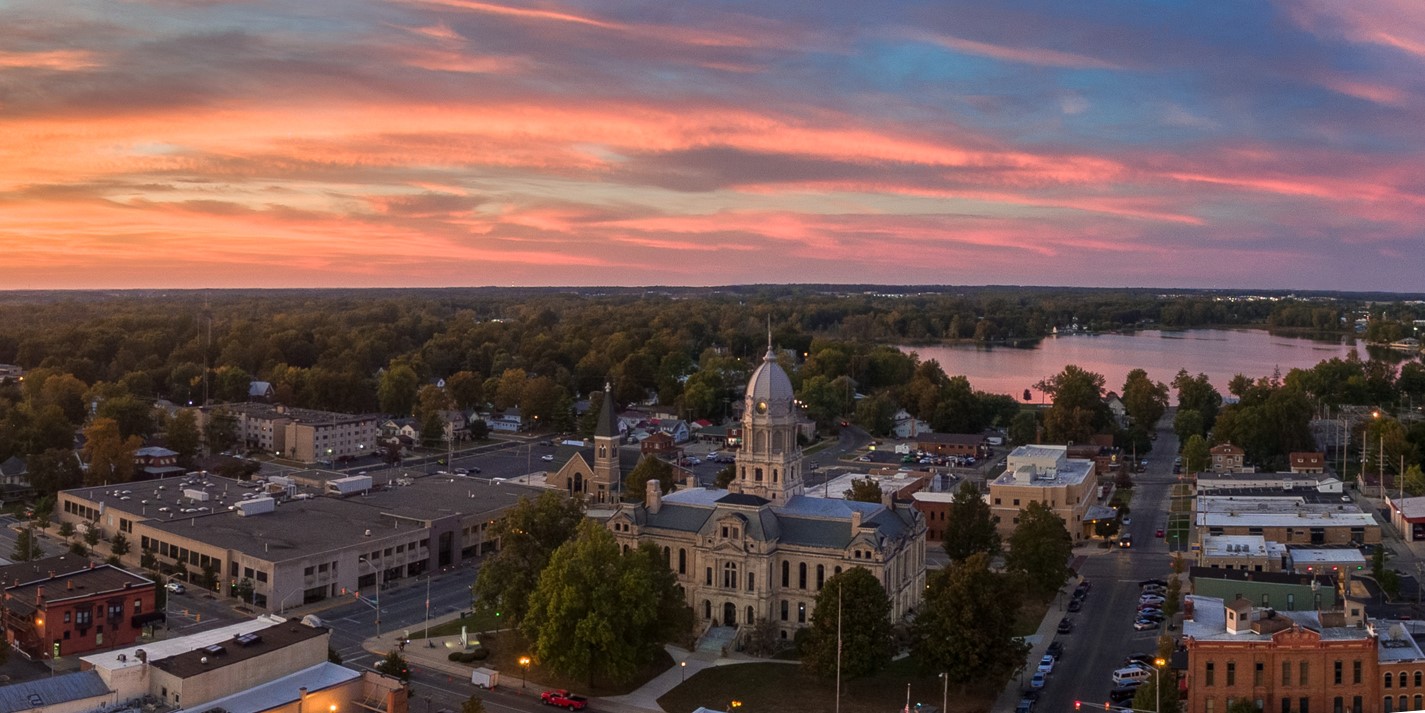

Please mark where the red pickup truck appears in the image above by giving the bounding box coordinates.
[540,690,588,711]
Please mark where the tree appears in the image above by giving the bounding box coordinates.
[446,371,485,411]
[912,552,1027,694]
[84,524,101,546]
[854,390,898,437]
[378,363,420,416]
[1173,408,1205,444]
[1005,501,1072,599]
[472,491,584,625]
[1036,365,1110,443]
[1009,410,1038,445]
[58,521,75,538]
[97,393,155,440]
[461,696,487,713]
[800,567,894,679]
[1182,434,1210,474]
[82,417,142,485]
[1132,661,1180,713]
[1404,465,1425,498]
[203,408,239,454]
[12,527,42,561]
[1093,517,1119,540]
[943,481,1000,562]
[714,463,735,488]
[1173,370,1222,433]
[379,650,411,682]
[742,617,781,657]
[140,548,158,570]
[26,448,83,497]
[844,477,883,503]
[625,456,676,501]
[166,409,201,466]
[1121,369,1169,430]
[522,521,689,686]
[419,412,446,448]
[110,532,131,557]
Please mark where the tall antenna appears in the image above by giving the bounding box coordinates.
[202,297,212,406]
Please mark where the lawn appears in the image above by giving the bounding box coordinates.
[657,656,998,713]
[436,627,672,697]
[1013,593,1053,637]
[406,610,502,639]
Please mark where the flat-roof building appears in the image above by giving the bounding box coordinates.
[197,404,379,464]
[988,445,1096,541]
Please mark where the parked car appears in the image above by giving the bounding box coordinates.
[540,690,588,711]
[540,454,555,462]
[1139,595,1165,606]
[1057,619,1074,634]
[1133,619,1159,631]
[1016,698,1036,713]
[1110,686,1141,704]
[1047,641,1065,659]
[1139,579,1168,588]
[1030,671,1047,689]
[1067,598,1083,612]
[166,582,186,594]
[1124,653,1156,667]
[1121,517,1132,526]
[1037,655,1056,675]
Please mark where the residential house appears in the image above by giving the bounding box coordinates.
[1210,442,1249,474]
[248,381,275,401]
[134,446,185,479]
[656,419,692,444]
[641,431,677,455]
[891,408,930,439]
[1103,391,1128,428]
[1291,452,1327,475]
[0,455,27,486]
[483,408,523,433]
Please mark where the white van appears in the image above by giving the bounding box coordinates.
[1112,667,1151,686]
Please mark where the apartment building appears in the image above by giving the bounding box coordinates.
[988,445,1097,541]
[197,403,378,464]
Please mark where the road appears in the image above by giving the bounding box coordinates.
[0,514,70,560]
[1035,417,1181,712]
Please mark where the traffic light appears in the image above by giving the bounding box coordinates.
[1104,703,1110,710]
[1075,702,1082,711]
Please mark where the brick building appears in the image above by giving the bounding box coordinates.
[0,556,156,660]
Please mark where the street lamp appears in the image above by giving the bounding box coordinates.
[358,557,383,638]
[518,655,531,690]
[1150,658,1167,713]
[680,660,687,682]
[939,672,948,713]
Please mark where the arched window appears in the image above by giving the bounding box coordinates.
[755,467,763,482]
[703,600,711,620]
[572,472,583,493]
[816,564,825,590]
[663,546,671,565]
[747,606,755,625]
[747,572,755,591]
[773,469,779,482]
[678,548,687,575]
[780,600,788,621]
[1387,673,1394,689]
[723,562,739,588]
[782,561,790,587]
[1385,697,1394,713]
[799,562,808,589]
[622,544,629,554]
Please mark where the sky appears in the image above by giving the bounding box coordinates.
[2,1,1424,291]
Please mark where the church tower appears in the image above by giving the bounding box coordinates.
[591,382,621,503]
[730,340,804,503]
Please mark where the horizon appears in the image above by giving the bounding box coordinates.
[4,2,1424,291]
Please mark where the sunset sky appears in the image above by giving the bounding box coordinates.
[3,1,1423,291]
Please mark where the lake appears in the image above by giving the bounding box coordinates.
[902,330,1357,401]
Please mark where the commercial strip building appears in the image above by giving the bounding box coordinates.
[1183,594,1425,713]
[1189,567,1338,611]
[1195,472,1345,494]
[197,403,380,464]
[1194,495,1380,547]
[987,445,1097,541]
[56,473,543,611]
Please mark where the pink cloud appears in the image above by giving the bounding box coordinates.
[0,49,100,71]
[905,31,1120,69]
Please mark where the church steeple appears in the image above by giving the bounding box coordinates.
[591,382,621,503]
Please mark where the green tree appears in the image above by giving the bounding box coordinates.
[12,527,42,561]
[625,456,676,502]
[25,448,83,497]
[1131,662,1179,713]
[1121,369,1169,430]
[97,393,155,440]
[379,650,411,682]
[1036,365,1110,443]
[1174,408,1205,444]
[522,521,689,686]
[1093,517,1120,540]
[943,481,1000,562]
[378,363,420,416]
[419,412,446,448]
[1182,434,1210,474]
[446,370,485,411]
[911,552,1027,694]
[714,463,735,488]
[1008,410,1038,445]
[1173,370,1222,433]
[1005,501,1072,599]
[83,524,101,546]
[58,521,75,538]
[203,408,239,454]
[110,532,131,557]
[82,417,142,485]
[854,390,898,437]
[166,409,201,466]
[472,491,585,625]
[461,696,487,713]
[800,567,894,679]
[1403,465,1425,498]
[844,477,883,503]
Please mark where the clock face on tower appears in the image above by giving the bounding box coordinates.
[755,400,768,414]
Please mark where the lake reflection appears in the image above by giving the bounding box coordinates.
[902,330,1356,402]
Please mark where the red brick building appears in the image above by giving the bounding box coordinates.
[0,556,157,660]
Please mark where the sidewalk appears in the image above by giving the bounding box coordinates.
[988,575,1082,713]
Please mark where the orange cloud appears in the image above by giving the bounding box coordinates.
[0,49,100,71]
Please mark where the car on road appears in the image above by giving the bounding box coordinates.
[541,690,588,711]
[1016,698,1036,713]
[1121,517,1132,526]
[1057,619,1074,634]
[1067,598,1083,612]
[540,454,554,462]
[1118,534,1133,548]
[1155,528,1165,538]
[1030,671,1047,689]
[1133,619,1159,631]
[1139,579,1168,588]
[1139,595,1165,606]
[1037,655,1056,675]
[1047,641,1064,659]
[166,582,186,594]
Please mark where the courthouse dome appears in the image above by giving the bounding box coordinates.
[745,347,794,406]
